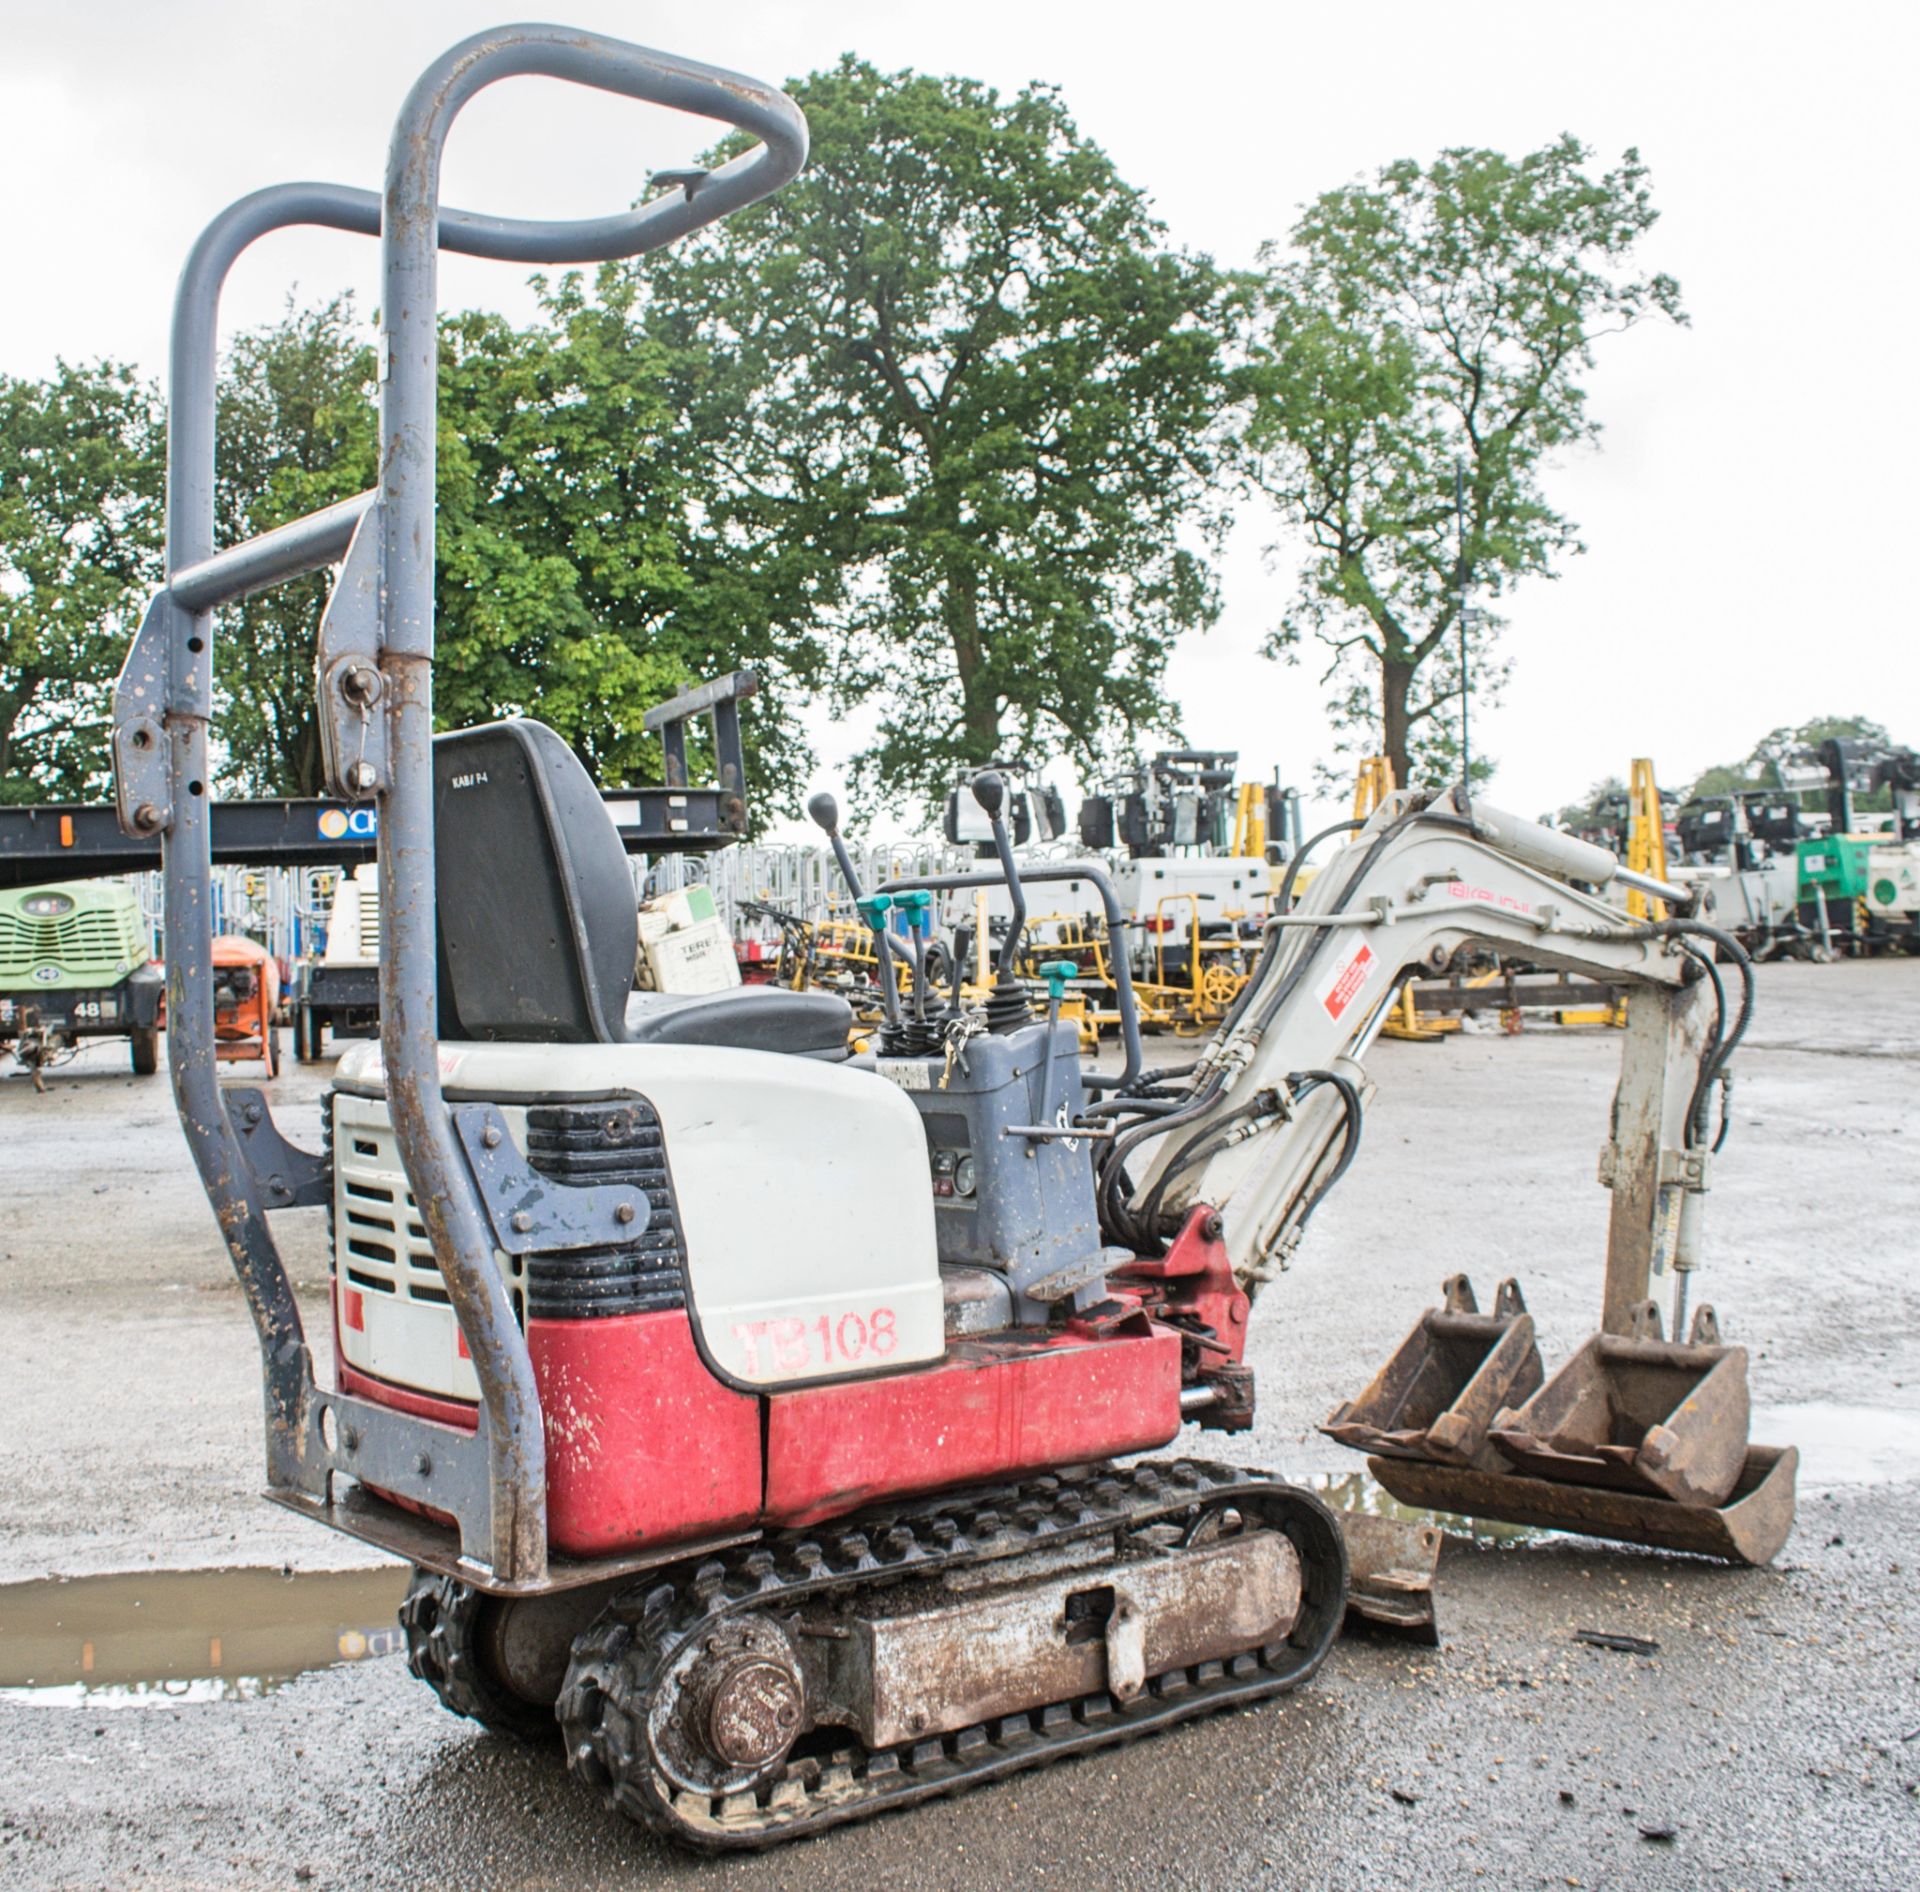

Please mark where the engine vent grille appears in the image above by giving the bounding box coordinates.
[327,1096,529,1323]
[522,1099,687,1319]
[0,904,144,984]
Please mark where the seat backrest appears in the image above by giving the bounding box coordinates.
[432,720,636,1043]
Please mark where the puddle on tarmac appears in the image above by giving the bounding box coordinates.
[0,1565,410,1708]
[1309,1470,1561,1548]
[1752,1403,1920,1488]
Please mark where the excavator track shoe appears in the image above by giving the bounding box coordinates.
[399,1570,565,1744]
[556,1458,1347,1851]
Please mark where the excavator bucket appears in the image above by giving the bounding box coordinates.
[1354,1301,1799,1567]
[1365,1445,1798,1567]
[1322,1275,1543,1472]
[1333,1510,1442,1643]
[1488,1303,1749,1507]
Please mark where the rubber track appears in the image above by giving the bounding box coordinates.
[556,1457,1348,1851]
[400,1569,558,1744]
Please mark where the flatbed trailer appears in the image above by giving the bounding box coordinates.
[0,783,745,891]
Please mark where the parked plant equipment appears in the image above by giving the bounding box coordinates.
[114,26,1797,1856]
[1796,738,1920,954]
[293,865,380,1061]
[209,932,280,1076]
[0,880,164,1087]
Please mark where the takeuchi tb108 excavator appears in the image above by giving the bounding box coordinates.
[112,25,1797,1852]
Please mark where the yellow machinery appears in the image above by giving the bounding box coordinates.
[1230,782,1268,859]
[1623,757,1671,922]
[1352,760,1464,1043]
[1351,755,1395,824]
[1129,891,1255,1037]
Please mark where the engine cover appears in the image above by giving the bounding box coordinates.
[330,1038,945,1389]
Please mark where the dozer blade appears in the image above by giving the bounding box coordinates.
[1332,1510,1442,1642]
[1488,1302,1749,1508]
[1365,1443,1798,1567]
[1322,1274,1543,1472]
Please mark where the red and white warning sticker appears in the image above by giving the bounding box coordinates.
[1313,937,1376,1021]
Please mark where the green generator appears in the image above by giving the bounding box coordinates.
[1796,835,1885,952]
[0,880,164,1079]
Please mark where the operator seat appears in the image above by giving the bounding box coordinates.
[430,719,851,1058]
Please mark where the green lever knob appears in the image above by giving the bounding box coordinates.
[855,893,893,929]
[895,889,933,930]
[1042,959,1077,999]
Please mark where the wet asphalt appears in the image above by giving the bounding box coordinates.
[1,957,1916,1889]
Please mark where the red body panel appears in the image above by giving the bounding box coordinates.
[340,1311,763,1557]
[762,1324,1184,1526]
[529,1312,763,1556]
[337,1305,1188,1552]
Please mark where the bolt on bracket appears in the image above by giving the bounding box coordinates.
[315,508,388,802]
[451,1103,650,1254]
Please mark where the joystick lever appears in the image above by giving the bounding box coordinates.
[808,791,903,1033]
[971,770,1036,1033]
[894,889,935,1022]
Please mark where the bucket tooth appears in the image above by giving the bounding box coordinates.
[1488,1301,1750,1508]
[1322,1274,1543,1472]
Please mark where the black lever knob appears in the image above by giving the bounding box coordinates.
[806,791,839,834]
[971,770,1006,819]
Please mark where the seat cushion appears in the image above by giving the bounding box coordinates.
[622,986,853,1058]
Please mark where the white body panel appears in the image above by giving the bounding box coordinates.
[1866,842,1920,918]
[333,1038,944,1388]
[332,1090,521,1400]
[322,865,379,966]
[1115,856,1266,925]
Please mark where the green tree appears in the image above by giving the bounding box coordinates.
[206,285,816,806]
[1244,136,1685,789]
[432,272,820,802]
[0,362,164,802]
[1688,714,1893,809]
[1551,773,1627,836]
[629,57,1236,810]
[215,296,379,795]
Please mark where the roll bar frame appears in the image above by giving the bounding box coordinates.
[111,25,807,1589]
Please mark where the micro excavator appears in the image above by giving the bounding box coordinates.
[112,25,1797,1853]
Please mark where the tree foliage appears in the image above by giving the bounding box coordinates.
[432,272,821,803]
[216,297,379,795]
[1687,714,1894,808]
[207,283,818,805]
[1245,136,1684,788]
[0,362,164,803]
[629,57,1235,810]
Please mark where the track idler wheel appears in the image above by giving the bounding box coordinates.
[399,1568,561,1744]
[559,1605,806,1837]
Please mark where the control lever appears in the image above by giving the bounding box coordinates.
[807,791,903,1034]
[949,920,975,1011]
[971,771,1035,1034]
[1040,959,1077,1040]
[894,888,935,1023]
[1033,958,1080,1133]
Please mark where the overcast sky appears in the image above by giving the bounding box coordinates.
[4,1,1914,837]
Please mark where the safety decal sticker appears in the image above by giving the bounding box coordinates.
[1314,938,1375,1021]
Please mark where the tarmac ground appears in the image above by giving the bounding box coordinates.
[1,957,1916,1890]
